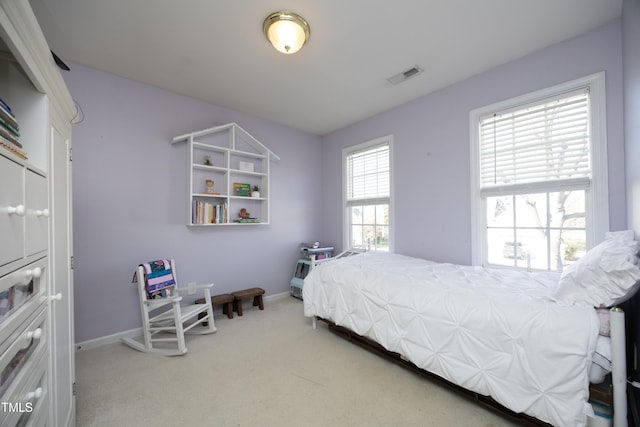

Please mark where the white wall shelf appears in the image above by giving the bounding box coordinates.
[171,123,279,226]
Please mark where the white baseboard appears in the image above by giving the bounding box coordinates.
[75,327,142,352]
[75,290,294,352]
[265,290,290,301]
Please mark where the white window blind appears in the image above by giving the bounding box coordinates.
[344,137,392,252]
[470,73,609,268]
[479,89,591,194]
[346,143,390,202]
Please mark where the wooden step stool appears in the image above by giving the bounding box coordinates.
[195,293,235,320]
[231,287,265,316]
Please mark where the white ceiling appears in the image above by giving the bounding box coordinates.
[29,0,622,136]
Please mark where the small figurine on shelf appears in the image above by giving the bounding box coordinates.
[235,208,259,223]
[205,179,215,193]
[204,155,212,166]
[251,185,260,198]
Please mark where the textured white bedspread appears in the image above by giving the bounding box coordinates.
[303,252,600,426]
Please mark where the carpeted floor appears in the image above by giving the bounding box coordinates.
[75,296,519,426]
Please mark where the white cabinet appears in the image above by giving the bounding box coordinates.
[0,305,48,427]
[49,119,74,427]
[0,257,48,345]
[0,159,48,265]
[172,123,279,226]
[25,169,49,257]
[0,0,75,426]
[0,155,24,266]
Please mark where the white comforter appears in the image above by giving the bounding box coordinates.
[303,252,600,427]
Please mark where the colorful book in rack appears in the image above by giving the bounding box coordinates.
[192,200,228,224]
[0,136,27,159]
[233,218,260,223]
[0,116,19,139]
[0,99,18,131]
[0,98,23,159]
[0,125,21,147]
[0,98,12,115]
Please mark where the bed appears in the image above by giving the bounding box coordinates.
[303,231,640,426]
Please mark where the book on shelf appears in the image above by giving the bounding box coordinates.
[0,136,27,160]
[233,218,260,223]
[233,182,251,197]
[0,98,13,115]
[0,98,19,132]
[0,98,24,159]
[0,116,19,139]
[192,200,227,224]
[0,124,21,147]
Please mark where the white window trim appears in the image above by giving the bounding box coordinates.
[469,72,609,267]
[342,135,394,252]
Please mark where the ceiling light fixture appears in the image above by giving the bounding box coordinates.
[263,11,310,54]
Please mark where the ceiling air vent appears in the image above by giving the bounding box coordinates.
[387,65,424,85]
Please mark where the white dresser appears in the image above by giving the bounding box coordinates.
[0,0,75,425]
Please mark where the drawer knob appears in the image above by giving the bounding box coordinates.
[36,208,50,217]
[50,293,62,301]
[22,267,42,283]
[24,267,42,280]
[25,328,42,340]
[26,387,43,400]
[8,205,26,216]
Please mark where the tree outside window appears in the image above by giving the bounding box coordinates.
[470,73,608,271]
[344,137,392,252]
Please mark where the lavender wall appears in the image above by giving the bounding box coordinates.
[322,20,626,265]
[69,18,628,344]
[65,64,323,343]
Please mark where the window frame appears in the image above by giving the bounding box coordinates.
[342,135,394,252]
[469,73,609,269]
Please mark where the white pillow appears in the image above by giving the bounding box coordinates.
[604,229,636,242]
[554,230,640,307]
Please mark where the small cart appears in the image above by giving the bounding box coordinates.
[290,244,334,299]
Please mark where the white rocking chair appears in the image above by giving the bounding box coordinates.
[122,259,217,356]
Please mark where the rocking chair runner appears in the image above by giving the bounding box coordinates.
[122,259,217,356]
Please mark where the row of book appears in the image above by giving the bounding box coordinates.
[0,98,26,159]
[192,200,228,224]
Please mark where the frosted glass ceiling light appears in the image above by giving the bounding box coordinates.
[263,11,310,54]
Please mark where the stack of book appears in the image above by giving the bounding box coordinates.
[0,98,25,159]
[233,218,260,224]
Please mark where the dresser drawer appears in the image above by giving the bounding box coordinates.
[0,307,47,404]
[0,153,25,267]
[1,348,47,427]
[25,170,48,257]
[0,257,47,346]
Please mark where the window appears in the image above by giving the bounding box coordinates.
[343,136,392,251]
[470,73,609,271]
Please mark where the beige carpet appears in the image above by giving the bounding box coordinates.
[75,296,519,426]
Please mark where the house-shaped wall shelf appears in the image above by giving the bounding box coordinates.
[171,123,279,226]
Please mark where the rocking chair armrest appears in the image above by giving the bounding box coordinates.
[145,295,183,308]
[175,283,214,293]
